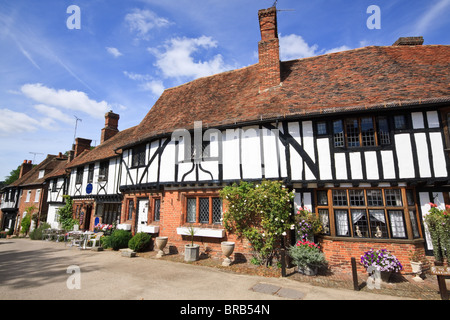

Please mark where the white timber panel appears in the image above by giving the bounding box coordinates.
[241,126,262,179]
[430,132,447,177]
[414,133,432,178]
[380,150,396,179]
[349,152,363,180]
[262,127,279,178]
[395,134,415,178]
[222,129,241,180]
[317,138,332,180]
[365,151,379,180]
[159,138,175,182]
[334,153,347,180]
[302,121,316,180]
[287,122,303,180]
[148,140,160,183]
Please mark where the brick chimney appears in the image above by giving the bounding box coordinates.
[100,110,119,144]
[74,138,92,157]
[258,6,281,92]
[392,36,424,46]
[19,160,33,178]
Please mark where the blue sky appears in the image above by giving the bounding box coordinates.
[0,0,449,180]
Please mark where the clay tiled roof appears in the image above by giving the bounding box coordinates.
[125,44,450,148]
[66,125,137,168]
[10,155,68,187]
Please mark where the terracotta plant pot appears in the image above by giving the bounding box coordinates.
[221,241,235,266]
[155,236,168,258]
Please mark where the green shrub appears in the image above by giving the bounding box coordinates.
[103,229,132,250]
[29,222,51,240]
[20,215,32,235]
[128,232,152,252]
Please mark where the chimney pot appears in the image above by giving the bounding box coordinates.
[392,36,424,46]
[101,111,120,144]
[258,7,281,92]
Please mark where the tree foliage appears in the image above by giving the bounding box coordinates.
[57,195,78,231]
[220,180,295,266]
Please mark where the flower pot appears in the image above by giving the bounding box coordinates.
[410,261,423,282]
[184,244,200,262]
[221,241,235,266]
[297,265,318,276]
[155,236,168,258]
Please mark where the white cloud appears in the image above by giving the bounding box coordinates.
[106,47,123,58]
[33,104,74,124]
[21,83,110,119]
[149,36,233,80]
[413,0,450,35]
[0,108,41,136]
[123,71,165,96]
[125,9,171,40]
[279,34,351,61]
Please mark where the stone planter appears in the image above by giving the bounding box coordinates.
[221,241,235,266]
[298,265,318,276]
[155,236,168,258]
[184,244,200,262]
[410,261,423,282]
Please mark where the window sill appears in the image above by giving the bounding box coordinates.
[117,223,132,231]
[141,225,159,233]
[319,235,424,244]
[177,226,225,238]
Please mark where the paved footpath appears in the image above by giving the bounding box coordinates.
[0,238,410,302]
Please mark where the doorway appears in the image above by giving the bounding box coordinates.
[135,199,149,233]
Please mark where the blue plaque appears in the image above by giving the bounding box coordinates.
[86,183,93,194]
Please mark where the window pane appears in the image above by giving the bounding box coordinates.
[361,117,375,146]
[367,189,383,206]
[317,191,328,206]
[349,190,365,206]
[199,198,209,223]
[346,118,360,147]
[333,120,344,147]
[405,189,415,206]
[154,199,161,221]
[335,210,350,236]
[388,210,406,238]
[318,209,330,235]
[377,117,390,145]
[394,115,406,129]
[409,210,420,238]
[212,198,222,224]
[186,198,196,223]
[317,122,327,135]
[333,190,348,206]
[128,200,134,220]
[385,189,402,206]
[369,209,388,238]
[352,209,369,238]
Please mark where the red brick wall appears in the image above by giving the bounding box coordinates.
[318,238,427,274]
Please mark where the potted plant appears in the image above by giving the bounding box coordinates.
[409,250,425,281]
[424,203,450,265]
[295,206,323,241]
[360,249,403,282]
[288,240,327,276]
[184,225,200,262]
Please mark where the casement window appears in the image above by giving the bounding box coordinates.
[127,199,134,220]
[25,190,31,202]
[332,116,391,148]
[316,188,421,240]
[87,164,94,183]
[153,198,161,222]
[132,145,146,167]
[99,161,109,181]
[186,196,222,225]
[52,179,58,192]
[76,167,84,185]
[96,203,121,225]
[34,189,41,202]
